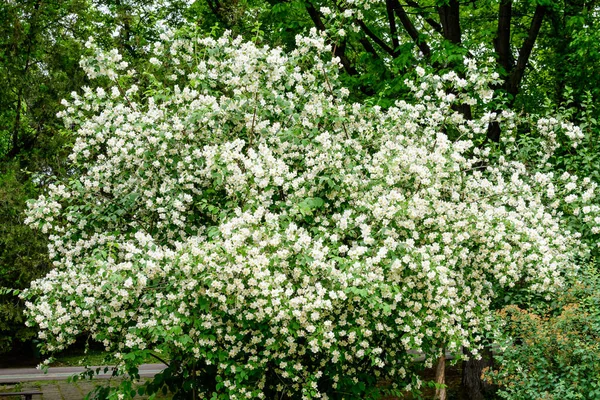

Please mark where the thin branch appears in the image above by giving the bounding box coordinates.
[320,49,350,140]
[404,0,443,34]
[304,1,327,31]
[249,89,259,146]
[149,352,170,367]
[113,79,136,111]
[359,37,380,59]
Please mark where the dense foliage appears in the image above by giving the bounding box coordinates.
[487,267,600,399]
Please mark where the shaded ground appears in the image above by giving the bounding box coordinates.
[0,347,39,369]
[378,363,469,400]
[0,346,167,369]
[416,363,469,400]
[0,360,482,399]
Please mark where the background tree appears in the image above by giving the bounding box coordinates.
[0,0,89,356]
[0,0,196,357]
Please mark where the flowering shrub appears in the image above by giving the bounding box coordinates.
[21,29,595,399]
[510,92,600,267]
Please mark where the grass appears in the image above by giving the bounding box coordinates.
[49,349,108,367]
[49,349,167,367]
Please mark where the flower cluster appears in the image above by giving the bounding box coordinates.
[23,30,592,399]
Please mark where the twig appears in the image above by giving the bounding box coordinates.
[149,352,170,367]
[249,89,259,146]
[320,62,350,140]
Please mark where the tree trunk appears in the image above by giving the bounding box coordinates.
[461,346,495,400]
[11,93,22,154]
[438,0,461,45]
[434,353,446,400]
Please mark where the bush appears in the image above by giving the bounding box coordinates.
[21,30,596,399]
[488,267,600,399]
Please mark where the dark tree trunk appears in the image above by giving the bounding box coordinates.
[494,0,513,76]
[461,346,495,400]
[507,5,546,99]
[11,93,22,156]
[438,0,462,45]
[487,4,546,142]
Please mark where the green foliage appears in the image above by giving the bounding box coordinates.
[488,267,600,399]
[22,27,593,398]
[0,165,50,354]
[0,0,85,352]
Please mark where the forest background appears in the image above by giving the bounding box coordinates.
[1,0,600,399]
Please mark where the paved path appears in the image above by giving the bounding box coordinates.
[0,364,166,384]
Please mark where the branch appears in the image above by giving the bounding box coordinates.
[508,5,546,97]
[435,0,473,122]
[404,0,443,34]
[386,0,400,52]
[359,37,379,59]
[356,19,395,56]
[320,63,350,139]
[488,4,545,143]
[149,352,170,367]
[304,1,327,31]
[391,0,431,58]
